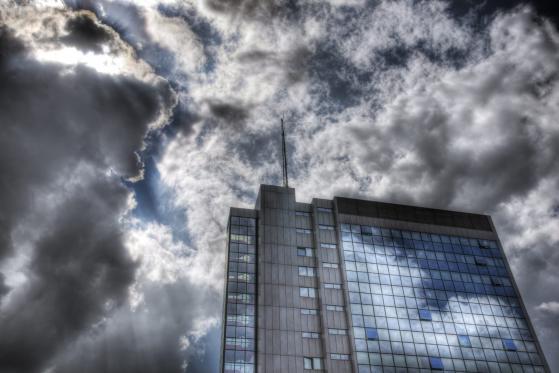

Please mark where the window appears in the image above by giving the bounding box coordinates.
[299,266,316,277]
[318,225,335,231]
[491,277,503,286]
[302,332,320,339]
[475,256,487,266]
[297,247,314,257]
[317,207,332,213]
[419,309,432,321]
[478,239,490,249]
[458,335,471,347]
[297,228,312,234]
[300,287,316,298]
[430,357,444,370]
[320,243,336,249]
[326,305,343,312]
[303,357,322,370]
[503,339,517,351]
[328,328,347,335]
[324,283,341,289]
[323,262,338,268]
[365,327,378,340]
[330,353,349,360]
[301,308,318,315]
[296,211,311,216]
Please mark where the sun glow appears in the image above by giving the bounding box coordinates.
[33,45,125,75]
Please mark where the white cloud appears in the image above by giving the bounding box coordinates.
[536,301,559,315]
[154,5,559,369]
[142,6,206,75]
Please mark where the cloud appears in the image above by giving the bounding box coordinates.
[536,301,559,314]
[44,220,220,373]
[61,13,113,52]
[0,6,175,372]
[2,1,559,372]
[155,2,559,370]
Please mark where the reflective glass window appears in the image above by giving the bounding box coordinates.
[430,357,444,370]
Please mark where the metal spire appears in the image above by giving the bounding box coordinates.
[281,118,289,188]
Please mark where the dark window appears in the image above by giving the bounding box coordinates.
[458,335,471,347]
[365,327,378,340]
[419,309,432,321]
[503,339,517,351]
[429,357,444,370]
[475,257,487,266]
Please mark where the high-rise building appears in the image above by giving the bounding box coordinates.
[220,184,549,373]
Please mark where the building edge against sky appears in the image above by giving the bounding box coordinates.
[220,184,550,373]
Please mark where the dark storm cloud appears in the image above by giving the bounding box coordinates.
[204,0,300,21]
[51,280,221,373]
[0,181,136,373]
[0,22,174,373]
[208,100,249,124]
[61,13,112,52]
[0,273,8,300]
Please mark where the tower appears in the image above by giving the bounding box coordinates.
[220,184,549,372]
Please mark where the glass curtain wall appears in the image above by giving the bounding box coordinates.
[223,216,257,373]
[340,224,546,373]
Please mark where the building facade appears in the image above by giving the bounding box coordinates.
[220,185,549,373]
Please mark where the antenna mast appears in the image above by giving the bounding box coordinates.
[281,118,289,188]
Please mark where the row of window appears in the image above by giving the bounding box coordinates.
[353,324,533,347]
[340,224,497,249]
[302,332,320,339]
[299,263,338,277]
[303,357,322,370]
[347,281,522,308]
[228,272,256,284]
[296,207,333,216]
[224,336,254,350]
[300,305,344,314]
[325,283,341,289]
[346,281,514,300]
[300,284,344,296]
[358,326,517,350]
[342,233,497,253]
[343,242,505,266]
[296,225,336,233]
[223,362,253,373]
[343,248,507,274]
[223,349,254,364]
[230,225,256,236]
[354,354,545,370]
[230,233,256,244]
[347,261,509,285]
[298,247,314,257]
[329,328,347,335]
[299,266,316,277]
[229,253,255,263]
[344,243,501,265]
[228,262,255,274]
[231,216,256,226]
[346,267,510,287]
[297,246,337,257]
[229,242,256,255]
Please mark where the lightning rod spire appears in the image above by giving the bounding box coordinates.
[281,117,289,188]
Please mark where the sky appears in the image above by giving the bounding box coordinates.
[1,0,559,372]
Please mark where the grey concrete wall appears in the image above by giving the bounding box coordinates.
[256,185,324,372]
